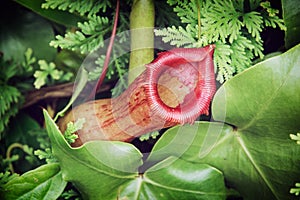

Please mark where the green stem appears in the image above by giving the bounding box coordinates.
[6,143,25,173]
[128,0,155,84]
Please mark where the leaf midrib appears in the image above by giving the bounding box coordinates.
[236,132,279,199]
[233,55,295,200]
[239,58,293,131]
[142,176,225,196]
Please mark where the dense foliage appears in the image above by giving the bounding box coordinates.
[0,0,300,199]
[155,0,285,82]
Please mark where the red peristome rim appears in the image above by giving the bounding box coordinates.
[145,45,216,124]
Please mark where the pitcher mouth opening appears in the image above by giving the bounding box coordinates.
[146,63,203,124]
[145,45,216,124]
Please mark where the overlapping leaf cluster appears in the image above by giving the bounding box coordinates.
[0,85,21,137]
[0,47,73,138]
[0,54,32,136]
[155,0,286,82]
[42,0,130,94]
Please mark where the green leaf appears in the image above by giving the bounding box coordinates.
[2,163,66,200]
[44,109,143,199]
[282,0,300,49]
[15,0,85,27]
[119,157,226,200]
[213,44,300,133]
[0,172,19,190]
[158,0,285,83]
[43,110,226,199]
[0,1,56,62]
[34,60,67,89]
[146,44,300,199]
[145,123,231,171]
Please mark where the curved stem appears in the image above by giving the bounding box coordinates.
[6,143,25,173]
[87,0,120,100]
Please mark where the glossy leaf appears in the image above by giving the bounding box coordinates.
[44,109,142,199]
[15,0,85,27]
[282,0,300,49]
[0,1,56,62]
[2,163,66,200]
[44,110,226,199]
[119,156,226,200]
[147,44,300,199]
[145,122,232,167]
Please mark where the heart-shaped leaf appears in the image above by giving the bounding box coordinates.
[119,156,226,200]
[43,110,226,199]
[146,44,300,199]
[2,163,66,200]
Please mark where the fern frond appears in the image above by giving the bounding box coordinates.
[111,53,129,96]
[0,50,37,136]
[155,26,196,47]
[50,16,110,54]
[231,36,254,73]
[44,0,131,90]
[170,0,197,26]
[263,15,286,30]
[201,1,243,44]
[0,86,20,116]
[42,0,111,16]
[64,118,85,144]
[213,43,234,83]
[78,16,109,35]
[243,11,263,41]
[0,85,21,134]
[249,37,264,59]
[113,53,129,81]
[89,52,129,96]
[157,0,285,83]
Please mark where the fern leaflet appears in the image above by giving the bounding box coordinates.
[155,0,286,83]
